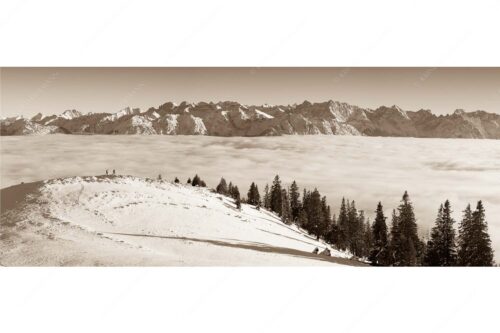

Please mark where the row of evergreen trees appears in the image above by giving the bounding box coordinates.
[215,174,495,266]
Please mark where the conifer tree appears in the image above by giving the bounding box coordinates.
[270,175,283,216]
[247,182,261,206]
[337,198,349,251]
[263,184,271,209]
[424,200,457,266]
[320,196,331,239]
[369,202,389,266]
[228,182,234,196]
[346,200,360,255]
[364,219,373,259]
[289,181,301,222]
[388,209,402,266]
[232,186,241,209]
[187,178,192,184]
[297,209,308,229]
[174,177,180,184]
[308,189,324,240]
[281,189,292,224]
[326,214,339,247]
[457,201,494,266]
[396,191,420,266]
[216,178,228,195]
[192,174,201,186]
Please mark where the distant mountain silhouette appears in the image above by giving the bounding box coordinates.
[1,101,499,138]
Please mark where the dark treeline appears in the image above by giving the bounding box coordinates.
[214,174,495,266]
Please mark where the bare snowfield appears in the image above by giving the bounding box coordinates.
[0,176,359,266]
[1,135,500,256]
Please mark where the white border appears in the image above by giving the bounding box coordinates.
[1,0,500,66]
[1,1,499,332]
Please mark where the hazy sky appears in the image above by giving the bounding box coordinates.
[1,68,500,117]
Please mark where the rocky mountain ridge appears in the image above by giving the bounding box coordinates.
[1,101,499,138]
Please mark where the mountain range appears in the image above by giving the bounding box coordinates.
[1,100,499,138]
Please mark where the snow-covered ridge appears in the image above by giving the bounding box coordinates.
[2,100,500,138]
[0,175,358,266]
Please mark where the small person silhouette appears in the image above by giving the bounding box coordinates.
[113,169,116,175]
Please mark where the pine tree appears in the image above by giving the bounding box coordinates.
[396,191,420,266]
[270,175,283,216]
[369,202,389,266]
[228,182,234,196]
[424,200,457,266]
[457,201,494,266]
[187,178,192,184]
[216,178,228,195]
[200,180,207,187]
[174,177,180,184]
[289,181,301,222]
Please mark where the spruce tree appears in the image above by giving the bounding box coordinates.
[346,200,360,256]
[270,175,283,216]
[337,198,349,251]
[396,191,420,266]
[369,202,389,266]
[216,178,228,195]
[174,177,180,184]
[232,186,241,209]
[263,184,271,209]
[281,189,292,224]
[187,178,192,184]
[192,174,201,186]
[424,200,457,266]
[364,219,373,259]
[308,189,324,240]
[247,182,261,206]
[388,209,402,266]
[297,209,308,229]
[320,196,331,240]
[289,181,301,222]
[457,204,473,266]
[457,201,494,266]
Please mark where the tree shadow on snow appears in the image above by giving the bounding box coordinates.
[105,232,366,266]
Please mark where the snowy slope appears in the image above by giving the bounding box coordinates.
[0,176,360,266]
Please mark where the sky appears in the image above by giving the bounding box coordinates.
[1,67,500,117]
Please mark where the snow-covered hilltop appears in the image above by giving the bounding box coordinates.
[0,176,360,266]
[1,100,499,138]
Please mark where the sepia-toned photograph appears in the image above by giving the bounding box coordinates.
[1,67,498,267]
